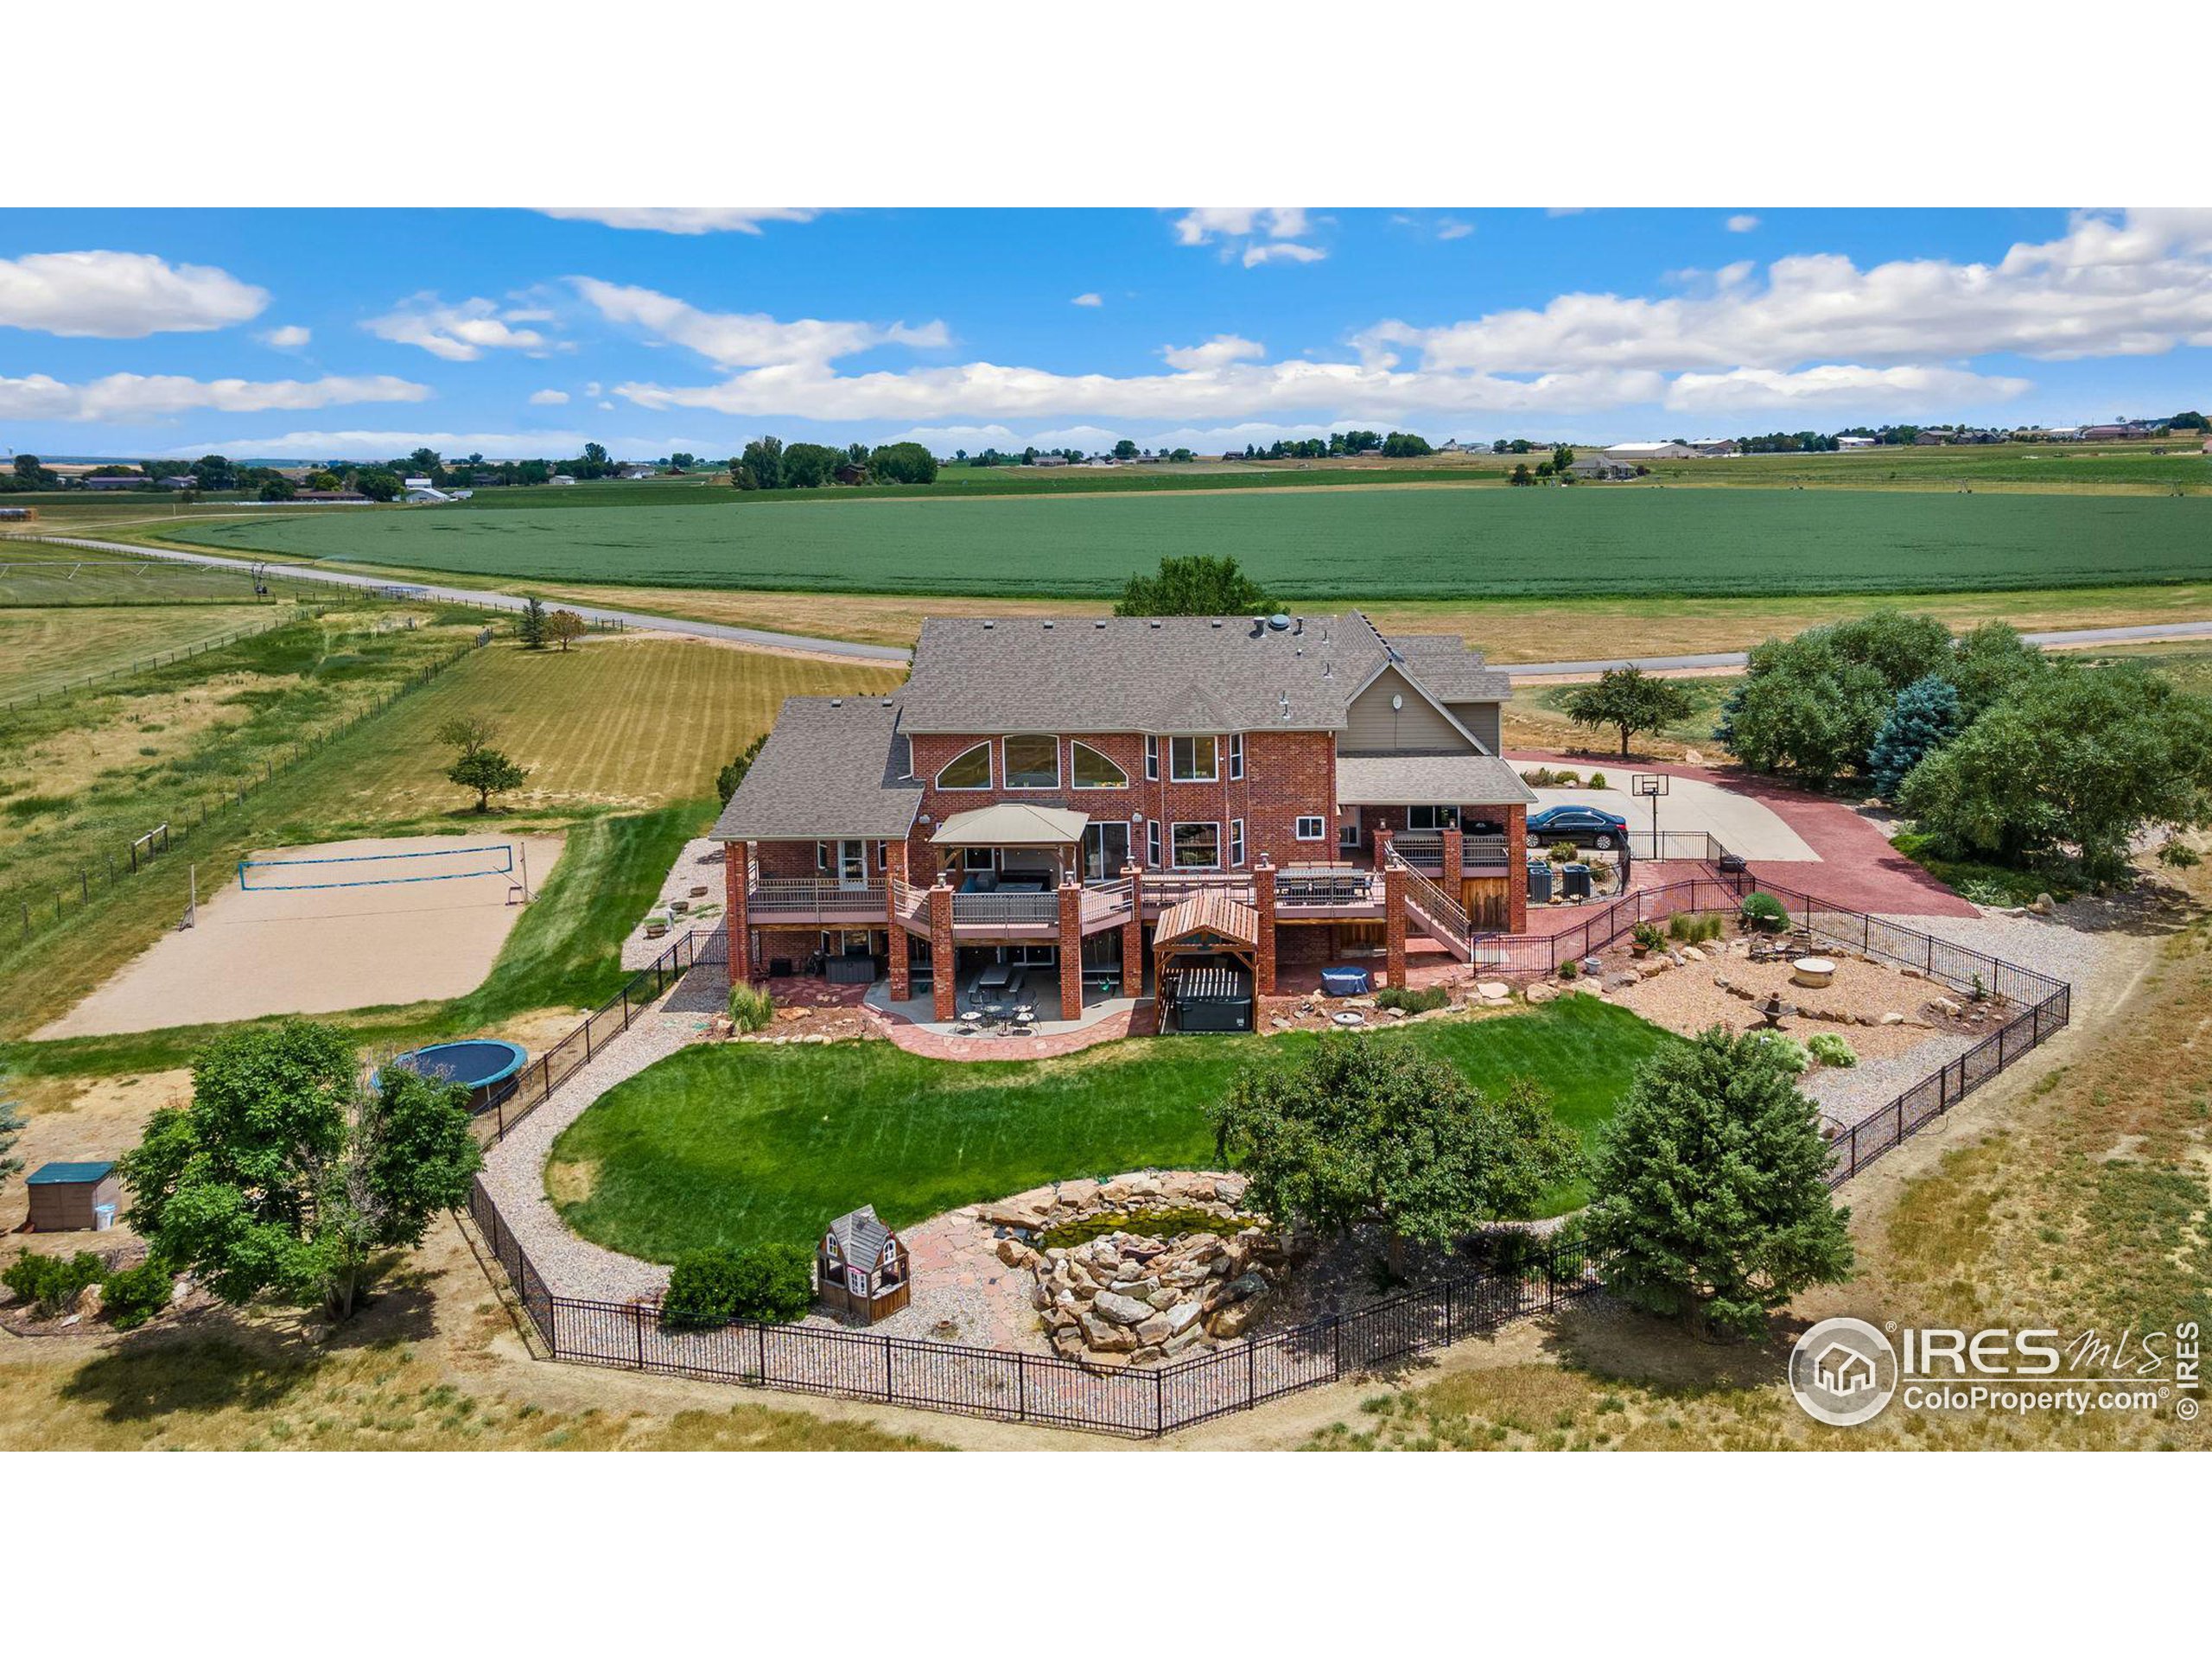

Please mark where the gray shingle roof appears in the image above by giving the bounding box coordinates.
[1333,753,1535,807]
[1385,634,1515,701]
[824,1205,895,1268]
[898,614,1394,734]
[710,696,921,841]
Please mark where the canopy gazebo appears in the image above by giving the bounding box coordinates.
[929,802,1089,883]
[1153,888,1260,1033]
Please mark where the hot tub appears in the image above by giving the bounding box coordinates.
[384,1039,529,1113]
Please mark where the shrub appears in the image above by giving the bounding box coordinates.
[1631,922,1665,951]
[728,983,775,1033]
[1755,1033,1811,1075]
[1558,957,1580,980]
[660,1242,814,1328]
[1376,985,1450,1014]
[1548,839,1580,865]
[728,1243,815,1323]
[99,1257,176,1329]
[1739,892,1789,932]
[1807,1033,1858,1069]
[662,1248,743,1328]
[1667,911,1724,944]
[1587,771,1607,790]
[2,1250,105,1317]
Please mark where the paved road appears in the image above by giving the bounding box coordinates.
[21,532,2211,675]
[1503,619,2212,678]
[10,533,915,664]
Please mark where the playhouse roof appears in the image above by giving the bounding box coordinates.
[825,1205,895,1265]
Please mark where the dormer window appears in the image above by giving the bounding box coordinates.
[1002,734,1059,790]
[936,742,991,790]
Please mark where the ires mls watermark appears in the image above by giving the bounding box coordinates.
[1787,1316,2202,1427]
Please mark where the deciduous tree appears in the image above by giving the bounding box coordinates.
[117,1021,481,1321]
[1211,1035,1580,1272]
[1584,1027,1854,1339]
[545,607,586,652]
[1562,667,1698,758]
[1115,553,1276,617]
[448,747,530,812]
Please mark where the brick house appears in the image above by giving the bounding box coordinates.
[714,611,1533,1023]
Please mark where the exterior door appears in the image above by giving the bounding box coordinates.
[1337,805,1362,855]
[836,840,869,888]
[1084,822,1129,881]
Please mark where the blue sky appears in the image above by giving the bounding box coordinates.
[2,207,2208,462]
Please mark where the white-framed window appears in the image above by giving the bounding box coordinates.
[1295,815,1326,842]
[1172,821,1220,868]
[1408,804,1461,830]
[1071,741,1128,789]
[1169,734,1218,782]
[1229,818,1246,868]
[1146,819,1163,866]
[936,742,991,790]
[1144,735,1159,781]
[1227,733,1244,780]
[1002,734,1059,790]
[875,841,889,872]
[816,841,830,874]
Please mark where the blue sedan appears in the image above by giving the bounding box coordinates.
[1528,804,1630,849]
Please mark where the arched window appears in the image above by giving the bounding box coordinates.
[935,742,991,790]
[1071,741,1128,789]
[1002,734,1059,789]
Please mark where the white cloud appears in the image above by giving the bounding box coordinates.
[162,429,590,461]
[1436,219,1475,241]
[0,250,268,338]
[571,276,947,367]
[1664,364,2031,410]
[1071,292,1103,308]
[1357,210,2212,372]
[1173,207,1324,267]
[529,388,571,405]
[1726,213,1761,233]
[259,324,312,350]
[365,294,562,361]
[0,372,429,422]
[1161,334,1266,371]
[538,207,819,235]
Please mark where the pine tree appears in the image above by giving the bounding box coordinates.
[517,596,547,649]
[1868,672,1961,797]
[1584,1027,1854,1340]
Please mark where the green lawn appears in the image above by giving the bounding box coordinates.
[166,488,2212,601]
[547,996,1678,1262]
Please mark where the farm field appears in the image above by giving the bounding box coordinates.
[0,603,290,702]
[0,542,279,607]
[167,488,2212,601]
[548,997,1676,1263]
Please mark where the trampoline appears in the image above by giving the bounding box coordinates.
[384,1039,529,1113]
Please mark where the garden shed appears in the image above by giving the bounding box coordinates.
[817,1205,912,1325]
[26,1161,121,1232]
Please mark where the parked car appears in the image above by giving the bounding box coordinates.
[1528,804,1629,849]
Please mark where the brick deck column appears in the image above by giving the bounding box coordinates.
[1253,856,1277,995]
[1120,862,1144,1000]
[1058,874,1084,1021]
[886,841,911,1001]
[1506,804,1529,935]
[928,875,957,1021]
[1382,860,1408,989]
[724,838,753,984]
[1441,826,1464,892]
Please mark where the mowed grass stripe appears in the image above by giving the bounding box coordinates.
[168,488,2212,601]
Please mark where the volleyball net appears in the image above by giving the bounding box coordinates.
[238,842,516,893]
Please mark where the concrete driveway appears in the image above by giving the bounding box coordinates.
[1530,777,1818,861]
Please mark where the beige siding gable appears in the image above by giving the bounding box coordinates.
[1448,701,1503,754]
[1343,666,1476,754]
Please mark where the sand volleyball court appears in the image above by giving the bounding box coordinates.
[39,832,565,1038]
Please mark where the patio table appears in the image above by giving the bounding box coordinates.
[976,964,1014,993]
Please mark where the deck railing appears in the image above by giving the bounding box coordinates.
[1274,863,1379,907]
[1142,871,1256,909]
[950,889,1060,925]
[748,877,886,918]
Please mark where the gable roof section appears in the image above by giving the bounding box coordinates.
[825,1205,895,1266]
[1385,634,1514,702]
[1334,753,1535,807]
[711,696,921,841]
[898,615,1392,734]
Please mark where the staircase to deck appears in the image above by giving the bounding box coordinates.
[1396,861,1471,962]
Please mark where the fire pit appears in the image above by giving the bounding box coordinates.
[1792,957,1836,989]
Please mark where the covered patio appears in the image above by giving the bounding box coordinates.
[1153,887,1261,1033]
[928,801,1089,888]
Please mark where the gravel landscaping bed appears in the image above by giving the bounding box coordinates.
[620,837,727,969]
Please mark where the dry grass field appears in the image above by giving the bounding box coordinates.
[0,603,291,702]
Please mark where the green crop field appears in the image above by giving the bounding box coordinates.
[168,487,2212,601]
[0,545,278,607]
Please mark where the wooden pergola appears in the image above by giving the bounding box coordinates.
[1152,889,1261,1020]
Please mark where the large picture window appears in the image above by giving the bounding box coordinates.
[1172,821,1220,868]
[936,742,991,790]
[1408,804,1460,830]
[1169,734,1217,782]
[1002,734,1059,789]
[1071,741,1128,789]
